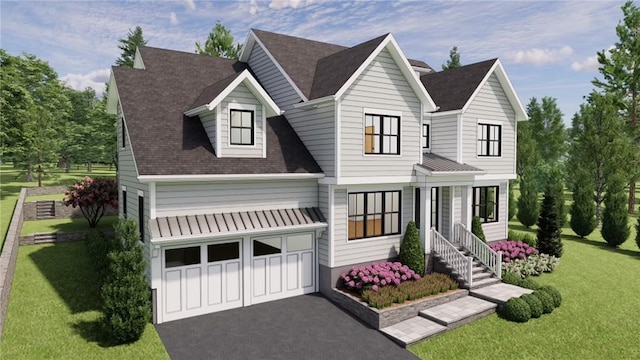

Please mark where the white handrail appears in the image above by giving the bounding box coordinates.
[454,223,502,279]
[431,228,473,288]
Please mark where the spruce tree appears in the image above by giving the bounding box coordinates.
[570,174,597,238]
[508,180,517,221]
[601,175,630,247]
[549,171,567,228]
[537,186,563,257]
[471,216,486,243]
[518,175,539,228]
[399,221,425,275]
[115,26,147,68]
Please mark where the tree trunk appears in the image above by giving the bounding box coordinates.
[37,164,42,187]
[87,162,92,173]
[595,191,604,226]
[65,160,71,173]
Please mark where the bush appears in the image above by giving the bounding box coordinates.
[501,271,522,285]
[471,216,486,243]
[537,186,564,257]
[101,219,150,344]
[508,180,517,221]
[517,176,539,228]
[539,285,562,308]
[500,297,531,323]
[533,290,555,314]
[507,230,537,248]
[502,254,559,278]
[601,175,630,247]
[63,176,118,228]
[518,278,541,290]
[360,273,458,309]
[569,174,597,238]
[520,294,543,318]
[340,261,420,293]
[399,221,425,275]
[85,230,117,281]
[489,240,539,263]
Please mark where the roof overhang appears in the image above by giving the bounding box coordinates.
[105,71,119,115]
[184,69,282,117]
[413,163,486,177]
[137,172,325,183]
[293,95,335,109]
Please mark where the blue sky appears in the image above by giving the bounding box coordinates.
[0,0,627,124]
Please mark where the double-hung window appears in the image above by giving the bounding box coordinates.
[230,109,254,145]
[422,123,430,150]
[472,186,498,223]
[477,123,501,156]
[348,191,401,240]
[364,114,400,155]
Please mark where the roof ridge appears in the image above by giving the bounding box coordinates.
[251,28,348,50]
[139,45,240,64]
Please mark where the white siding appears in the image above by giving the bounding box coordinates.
[441,187,451,239]
[219,83,264,158]
[453,186,463,224]
[461,74,516,174]
[480,181,508,241]
[340,49,422,177]
[429,113,458,160]
[318,184,330,266]
[200,111,216,153]
[155,179,318,217]
[247,44,301,111]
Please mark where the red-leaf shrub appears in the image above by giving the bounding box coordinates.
[63,176,118,228]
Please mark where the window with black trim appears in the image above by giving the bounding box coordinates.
[477,123,501,156]
[138,194,144,242]
[364,114,400,155]
[473,186,498,223]
[121,119,126,148]
[122,189,127,218]
[230,109,254,145]
[348,191,401,240]
[414,188,421,229]
[422,123,430,149]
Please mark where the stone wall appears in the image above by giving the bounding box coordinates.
[19,229,115,246]
[25,185,68,197]
[23,201,117,220]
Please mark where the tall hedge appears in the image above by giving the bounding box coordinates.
[537,186,563,257]
[399,221,425,276]
[570,174,596,238]
[517,176,539,228]
[549,173,567,228]
[601,175,630,247]
[102,219,150,343]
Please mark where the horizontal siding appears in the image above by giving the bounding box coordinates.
[219,83,264,158]
[441,187,451,239]
[286,105,335,177]
[480,181,508,241]
[155,179,318,217]
[247,44,301,111]
[200,111,216,154]
[429,114,458,160]
[318,184,329,266]
[461,74,516,174]
[340,49,421,177]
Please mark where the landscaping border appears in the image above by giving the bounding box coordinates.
[0,188,26,341]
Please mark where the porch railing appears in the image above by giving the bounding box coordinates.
[431,228,473,288]
[453,223,502,279]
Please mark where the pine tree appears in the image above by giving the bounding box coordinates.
[537,186,563,257]
[115,26,147,68]
[570,173,597,238]
[442,46,461,70]
[195,21,243,59]
[517,174,539,228]
[601,175,630,247]
[548,171,567,228]
[399,221,425,275]
[508,180,517,221]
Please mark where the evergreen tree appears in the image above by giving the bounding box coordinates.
[115,26,147,68]
[516,121,540,178]
[442,46,461,70]
[508,180,517,221]
[601,175,630,247]
[195,21,243,59]
[471,216,486,242]
[399,221,425,275]
[570,172,597,238]
[548,169,567,228]
[527,97,567,165]
[537,186,564,257]
[517,172,539,228]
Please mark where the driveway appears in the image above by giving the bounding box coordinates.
[155,293,419,360]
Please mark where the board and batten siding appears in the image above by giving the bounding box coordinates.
[318,184,330,266]
[199,111,216,153]
[429,113,458,160]
[461,73,516,174]
[480,181,508,241]
[453,186,463,224]
[340,49,422,178]
[219,83,264,158]
[155,179,318,217]
[247,43,301,111]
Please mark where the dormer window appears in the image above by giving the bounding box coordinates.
[230,109,254,146]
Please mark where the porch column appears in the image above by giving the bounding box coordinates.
[422,186,431,254]
[461,185,473,227]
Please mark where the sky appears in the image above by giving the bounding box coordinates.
[0,0,629,125]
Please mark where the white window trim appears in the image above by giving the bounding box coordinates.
[121,185,127,191]
[137,189,144,197]
[422,120,431,151]
[476,119,503,159]
[361,108,403,157]
[227,103,258,148]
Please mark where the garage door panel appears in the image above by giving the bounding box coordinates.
[226,262,241,302]
[186,267,202,310]
[253,258,267,297]
[207,264,223,305]
[301,251,314,289]
[165,269,182,314]
[286,254,299,291]
[269,256,282,294]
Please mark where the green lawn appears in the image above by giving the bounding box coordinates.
[0,241,169,359]
[0,163,115,250]
[410,188,640,359]
[21,216,118,236]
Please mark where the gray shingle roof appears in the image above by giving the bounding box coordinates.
[189,72,242,110]
[114,46,322,176]
[150,207,327,240]
[418,153,484,173]
[420,59,497,112]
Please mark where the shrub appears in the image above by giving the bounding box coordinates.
[517,176,539,228]
[537,186,564,257]
[520,294,543,318]
[399,221,425,275]
[518,278,541,290]
[508,180,517,221]
[471,216,486,243]
[340,261,420,293]
[569,174,597,238]
[502,254,559,278]
[507,230,537,248]
[532,290,554,314]
[489,240,539,263]
[539,285,562,308]
[63,177,118,228]
[501,271,522,285]
[601,175,630,247]
[548,172,567,228]
[360,273,458,309]
[102,219,150,343]
[85,229,117,281]
[500,297,531,323]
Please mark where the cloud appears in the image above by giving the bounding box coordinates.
[504,46,574,65]
[571,55,599,72]
[249,0,258,15]
[170,12,178,25]
[269,0,313,10]
[61,69,111,97]
[181,0,196,11]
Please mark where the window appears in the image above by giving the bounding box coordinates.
[121,119,126,148]
[230,109,254,145]
[253,238,281,256]
[422,123,430,149]
[208,242,240,262]
[364,114,400,155]
[473,186,499,223]
[122,189,127,218]
[414,188,421,229]
[348,191,401,240]
[431,187,439,231]
[165,247,201,268]
[138,194,144,242]
[477,123,501,156]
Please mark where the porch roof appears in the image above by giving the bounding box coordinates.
[418,153,485,174]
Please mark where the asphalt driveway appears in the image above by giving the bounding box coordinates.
[155,293,419,360]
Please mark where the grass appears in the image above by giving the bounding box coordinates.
[0,163,115,249]
[410,186,640,360]
[0,241,169,359]
[21,216,118,236]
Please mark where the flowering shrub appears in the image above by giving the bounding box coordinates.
[361,273,458,309]
[489,240,539,263]
[340,262,421,293]
[64,177,118,228]
[502,254,559,278]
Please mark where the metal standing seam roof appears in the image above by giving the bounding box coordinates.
[418,153,484,173]
[150,207,327,240]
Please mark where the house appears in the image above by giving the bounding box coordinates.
[106,29,526,324]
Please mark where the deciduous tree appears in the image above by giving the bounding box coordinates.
[195,21,242,59]
[63,177,118,228]
[527,97,567,167]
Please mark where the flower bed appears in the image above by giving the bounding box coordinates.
[340,261,420,292]
[361,273,458,309]
[503,254,559,278]
[489,240,538,263]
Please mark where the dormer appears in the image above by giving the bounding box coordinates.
[185,70,281,158]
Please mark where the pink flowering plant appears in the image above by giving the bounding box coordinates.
[63,177,118,228]
[489,240,539,263]
[340,261,421,293]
